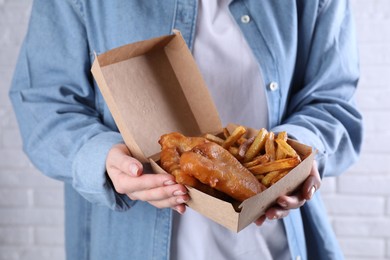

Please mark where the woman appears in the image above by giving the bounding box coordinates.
[10,0,362,259]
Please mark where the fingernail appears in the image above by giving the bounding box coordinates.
[176,197,188,204]
[173,190,186,196]
[174,206,184,215]
[309,186,316,199]
[279,201,288,208]
[268,215,278,220]
[129,164,139,176]
[164,180,176,186]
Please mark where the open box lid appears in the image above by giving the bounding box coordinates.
[91,31,222,162]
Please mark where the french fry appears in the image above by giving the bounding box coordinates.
[275,147,286,159]
[255,174,265,182]
[238,136,255,159]
[275,132,288,160]
[243,154,269,168]
[205,126,302,192]
[161,124,306,202]
[275,139,300,160]
[243,128,268,162]
[248,157,300,175]
[223,127,230,139]
[277,131,288,141]
[222,126,247,149]
[236,136,248,146]
[270,170,289,185]
[265,132,276,161]
[261,170,281,187]
[204,133,225,145]
[228,146,240,159]
[275,132,287,160]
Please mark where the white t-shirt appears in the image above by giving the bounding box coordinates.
[192,0,268,129]
[170,0,290,259]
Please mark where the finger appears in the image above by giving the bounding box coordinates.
[254,215,266,226]
[277,194,306,210]
[265,206,290,220]
[146,193,190,210]
[107,144,143,176]
[112,172,175,195]
[276,160,321,208]
[302,160,321,200]
[173,204,187,215]
[129,183,188,202]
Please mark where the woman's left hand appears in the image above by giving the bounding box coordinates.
[254,160,321,226]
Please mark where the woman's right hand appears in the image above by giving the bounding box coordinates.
[106,143,189,214]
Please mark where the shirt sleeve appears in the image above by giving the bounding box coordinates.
[9,0,133,211]
[272,0,363,178]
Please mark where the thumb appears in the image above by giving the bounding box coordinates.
[107,143,143,177]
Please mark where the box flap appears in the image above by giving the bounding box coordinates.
[237,144,315,231]
[91,32,222,162]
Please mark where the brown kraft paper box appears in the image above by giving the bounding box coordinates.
[91,31,315,233]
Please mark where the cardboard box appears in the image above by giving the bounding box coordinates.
[91,31,315,232]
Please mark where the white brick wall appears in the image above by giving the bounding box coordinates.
[0,1,65,259]
[0,0,389,259]
[321,1,390,259]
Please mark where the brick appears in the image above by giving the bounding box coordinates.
[0,208,64,225]
[387,198,390,216]
[358,43,389,65]
[356,87,390,109]
[33,189,64,208]
[0,2,32,27]
[34,227,64,246]
[351,0,390,20]
[2,128,23,149]
[387,240,390,258]
[0,189,31,207]
[0,226,33,245]
[1,109,20,129]
[322,195,385,216]
[0,24,29,48]
[334,217,390,237]
[0,69,15,107]
[0,170,63,189]
[338,175,390,195]
[362,133,390,153]
[360,110,390,133]
[0,246,65,260]
[19,247,65,260]
[0,149,30,168]
[0,46,19,69]
[318,177,336,194]
[0,246,19,260]
[339,237,385,257]
[363,109,389,134]
[0,108,7,127]
[348,153,390,174]
[355,20,390,44]
[344,257,389,260]
[0,127,3,147]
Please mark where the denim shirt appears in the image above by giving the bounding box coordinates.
[9,0,362,260]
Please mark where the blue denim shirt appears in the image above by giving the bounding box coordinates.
[10,0,362,259]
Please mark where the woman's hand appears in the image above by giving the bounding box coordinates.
[106,143,189,214]
[254,160,321,226]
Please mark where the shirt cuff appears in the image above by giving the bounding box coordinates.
[71,131,136,211]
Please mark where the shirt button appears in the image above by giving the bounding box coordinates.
[241,15,251,24]
[269,82,279,91]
